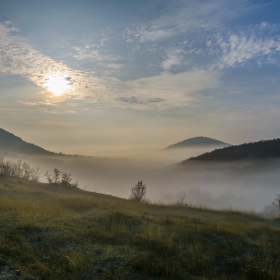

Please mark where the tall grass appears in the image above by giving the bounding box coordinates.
[0,176,280,279]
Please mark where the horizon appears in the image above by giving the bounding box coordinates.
[1,1,280,155]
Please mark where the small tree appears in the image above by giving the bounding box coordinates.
[61,172,72,186]
[130,180,146,202]
[53,168,61,183]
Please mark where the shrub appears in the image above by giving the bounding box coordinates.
[130,180,146,202]
[44,169,78,188]
[0,156,40,182]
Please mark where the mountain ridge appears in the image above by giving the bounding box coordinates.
[0,127,56,156]
[165,136,231,150]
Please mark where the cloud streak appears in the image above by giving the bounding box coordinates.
[219,34,280,68]
[126,0,252,43]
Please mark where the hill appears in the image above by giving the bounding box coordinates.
[182,138,280,162]
[0,176,279,279]
[0,127,56,156]
[165,136,230,149]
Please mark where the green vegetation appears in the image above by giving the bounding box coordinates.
[0,176,280,279]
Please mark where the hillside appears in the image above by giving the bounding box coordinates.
[0,128,56,156]
[165,136,230,149]
[0,176,280,279]
[182,138,280,162]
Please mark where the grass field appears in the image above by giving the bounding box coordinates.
[0,176,280,279]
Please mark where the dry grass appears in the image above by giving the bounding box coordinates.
[0,176,280,279]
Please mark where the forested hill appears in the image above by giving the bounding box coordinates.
[182,138,280,162]
[0,128,56,156]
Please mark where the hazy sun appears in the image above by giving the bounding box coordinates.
[44,73,71,96]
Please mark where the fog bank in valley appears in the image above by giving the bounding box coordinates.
[9,146,280,216]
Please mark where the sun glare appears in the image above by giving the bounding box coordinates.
[43,73,71,96]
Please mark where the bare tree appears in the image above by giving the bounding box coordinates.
[53,168,61,183]
[45,168,78,188]
[130,180,146,202]
[176,191,188,206]
[61,172,72,186]
[44,171,54,183]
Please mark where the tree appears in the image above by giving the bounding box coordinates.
[61,172,72,186]
[130,180,146,202]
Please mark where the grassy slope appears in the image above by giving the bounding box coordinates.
[0,177,280,280]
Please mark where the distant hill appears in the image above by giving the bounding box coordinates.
[0,128,56,156]
[181,138,280,163]
[165,136,231,149]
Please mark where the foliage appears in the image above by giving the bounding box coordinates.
[45,168,78,187]
[129,180,146,202]
[0,155,40,181]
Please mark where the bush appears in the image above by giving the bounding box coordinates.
[130,180,146,202]
[0,156,40,182]
[45,169,78,188]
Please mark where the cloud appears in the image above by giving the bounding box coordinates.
[148,98,165,103]
[37,121,78,127]
[4,21,19,32]
[116,96,141,104]
[126,0,252,43]
[161,49,184,71]
[219,34,280,68]
[113,70,220,109]
[116,96,165,105]
[0,22,219,111]
[19,101,37,106]
[0,23,111,102]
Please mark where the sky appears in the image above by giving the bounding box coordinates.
[1,0,280,156]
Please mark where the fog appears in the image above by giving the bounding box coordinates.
[8,146,280,217]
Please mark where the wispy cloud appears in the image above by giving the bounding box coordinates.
[113,70,220,109]
[37,121,78,127]
[116,96,165,105]
[0,23,111,102]
[219,34,280,68]
[126,0,252,43]
[4,21,20,33]
[19,101,37,106]
[161,49,185,71]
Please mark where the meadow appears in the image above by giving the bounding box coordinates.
[0,176,280,279]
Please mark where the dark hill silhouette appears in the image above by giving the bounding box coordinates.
[165,136,230,149]
[0,128,56,156]
[181,138,280,163]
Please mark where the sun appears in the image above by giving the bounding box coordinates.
[43,73,71,96]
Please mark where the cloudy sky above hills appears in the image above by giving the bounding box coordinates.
[1,0,280,155]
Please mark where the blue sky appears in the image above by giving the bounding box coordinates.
[1,0,280,155]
